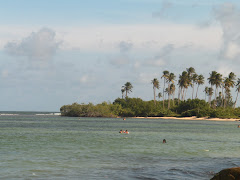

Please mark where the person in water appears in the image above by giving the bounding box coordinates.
[163,139,166,143]
[119,130,123,133]
[125,130,129,134]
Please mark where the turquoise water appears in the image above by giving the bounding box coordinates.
[0,114,240,179]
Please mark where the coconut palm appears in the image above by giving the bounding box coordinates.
[214,73,223,98]
[178,71,191,101]
[187,67,195,76]
[234,78,240,108]
[191,73,198,99]
[122,82,133,98]
[186,67,196,99]
[161,70,169,109]
[151,78,160,105]
[166,73,176,109]
[170,83,176,106]
[204,86,208,102]
[157,92,162,100]
[208,71,217,107]
[223,72,236,108]
[208,87,213,104]
[196,74,204,99]
[121,88,125,99]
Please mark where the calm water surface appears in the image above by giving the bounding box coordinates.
[0,113,240,179]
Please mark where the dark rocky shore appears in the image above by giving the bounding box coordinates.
[211,167,240,180]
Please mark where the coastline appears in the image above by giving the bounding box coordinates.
[131,116,240,122]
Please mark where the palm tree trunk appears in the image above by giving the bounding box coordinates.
[221,86,224,107]
[184,89,188,101]
[173,92,175,106]
[178,86,181,104]
[153,88,156,105]
[168,84,170,109]
[224,91,227,109]
[196,85,199,99]
[181,88,185,101]
[192,84,194,99]
[234,91,239,108]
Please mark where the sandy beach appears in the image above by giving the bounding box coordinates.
[132,116,240,122]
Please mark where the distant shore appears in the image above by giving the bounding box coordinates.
[131,116,240,122]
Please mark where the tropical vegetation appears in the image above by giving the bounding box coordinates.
[60,67,240,119]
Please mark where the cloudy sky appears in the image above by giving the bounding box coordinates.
[1,0,240,111]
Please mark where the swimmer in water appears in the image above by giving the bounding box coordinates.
[119,130,123,133]
[125,130,129,134]
[163,139,166,143]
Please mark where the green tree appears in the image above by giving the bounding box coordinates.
[204,86,208,102]
[166,73,176,109]
[122,82,133,98]
[151,78,160,105]
[208,71,218,107]
[121,88,125,99]
[223,72,236,108]
[208,87,213,104]
[178,71,191,101]
[187,67,195,99]
[191,73,198,99]
[196,74,204,98]
[235,78,240,108]
[161,70,169,109]
[170,83,176,106]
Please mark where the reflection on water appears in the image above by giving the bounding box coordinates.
[0,115,240,179]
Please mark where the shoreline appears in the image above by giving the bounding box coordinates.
[131,116,240,122]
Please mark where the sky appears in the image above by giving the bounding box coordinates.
[1,0,240,111]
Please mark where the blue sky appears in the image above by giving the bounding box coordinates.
[1,0,240,111]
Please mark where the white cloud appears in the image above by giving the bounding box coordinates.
[217,62,233,77]
[214,3,240,61]
[224,42,240,59]
[118,41,133,53]
[4,28,61,61]
[110,56,130,67]
[56,24,221,52]
[0,23,222,55]
[79,74,96,84]
[1,70,9,78]
[137,72,160,84]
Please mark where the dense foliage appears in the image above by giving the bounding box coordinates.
[61,67,240,119]
[60,98,240,119]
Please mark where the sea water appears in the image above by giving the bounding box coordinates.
[0,113,240,180]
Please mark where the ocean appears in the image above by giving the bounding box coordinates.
[0,112,239,179]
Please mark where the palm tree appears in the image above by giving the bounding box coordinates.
[151,78,160,105]
[170,83,176,106]
[208,71,217,107]
[187,67,195,99]
[122,82,133,98]
[178,71,191,101]
[204,86,208,102]
[224,72,236,108]
[157,92,162,100]
[234,78,240,108]
[187,67,195,76]
[166,73,176,109]
[191,73,198,99]
[208,87,213,104]
[121,88,125,99]
[161,70,169,109]
[196,74,204,99]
